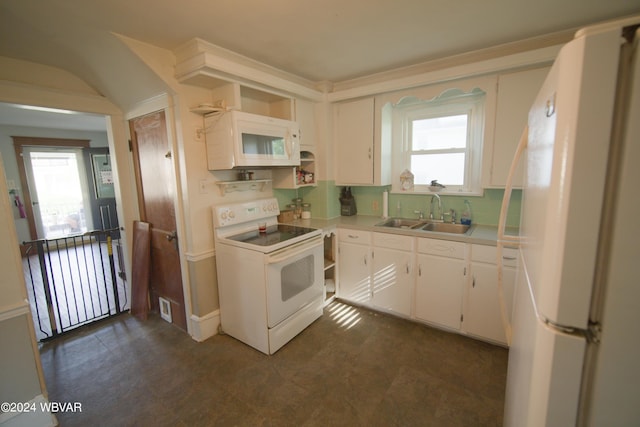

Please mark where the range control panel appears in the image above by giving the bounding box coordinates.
[213,198,280,228]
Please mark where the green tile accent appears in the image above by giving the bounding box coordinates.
[273,181,341,219]
[276,183,521,227]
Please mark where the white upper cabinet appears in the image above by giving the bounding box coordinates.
[335,97,391,186]
[486,66,550,187]
[294,98,317,149]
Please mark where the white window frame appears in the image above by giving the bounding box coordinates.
[392,88,486,195]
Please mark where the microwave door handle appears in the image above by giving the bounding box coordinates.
[266,237,321,265]
[284,130,292,158]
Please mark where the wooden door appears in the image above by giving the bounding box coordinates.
[129,111,186,330]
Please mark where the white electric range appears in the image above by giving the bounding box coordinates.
[213,198,324,354]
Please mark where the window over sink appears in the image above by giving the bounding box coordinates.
[391,87,486,195]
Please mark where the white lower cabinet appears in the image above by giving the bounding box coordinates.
[371,233,414,316]
[414,238,467,331]
[463,244,518,345]
[337,229,371,304]
[337,228,517,347]
[338,229,414,316]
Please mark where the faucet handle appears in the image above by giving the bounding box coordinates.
[413,210,424,220]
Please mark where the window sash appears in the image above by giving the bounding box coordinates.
[404,110,472,189]
[393,90,484,194]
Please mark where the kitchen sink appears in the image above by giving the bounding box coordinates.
[417,222,471,234]
[375,218,425,229]
[375,218,472,235]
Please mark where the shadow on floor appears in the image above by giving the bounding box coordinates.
[39,301,508,426]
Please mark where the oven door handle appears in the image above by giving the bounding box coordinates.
[265,236,322,265]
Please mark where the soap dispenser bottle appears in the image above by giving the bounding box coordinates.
[461,199,472,225]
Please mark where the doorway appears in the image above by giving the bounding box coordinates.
[12,136,127,340]
[23,146,93,239]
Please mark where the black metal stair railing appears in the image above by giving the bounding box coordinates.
[22,228,128,341]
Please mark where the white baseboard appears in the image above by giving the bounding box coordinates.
[189,310,220,342]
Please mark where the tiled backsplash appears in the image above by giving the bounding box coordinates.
[275,182,521,228]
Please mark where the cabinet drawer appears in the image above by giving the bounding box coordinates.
[373,232,414,251]
[417,238,466,260]
[471,244,518,267]
[338,228,371,245]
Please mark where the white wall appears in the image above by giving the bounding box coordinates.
[0,152,56,426]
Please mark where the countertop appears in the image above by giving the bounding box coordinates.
[285,215,519,247]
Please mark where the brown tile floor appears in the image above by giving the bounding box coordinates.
[39,301,508,426]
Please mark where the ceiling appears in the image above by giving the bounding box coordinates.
[1,0,640,130]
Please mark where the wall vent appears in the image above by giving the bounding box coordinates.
[159,297,172,323]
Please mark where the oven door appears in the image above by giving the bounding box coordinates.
[265,235,323,328]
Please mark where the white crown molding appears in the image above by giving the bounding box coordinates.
[174,38,324,102]
[328,44,562,102]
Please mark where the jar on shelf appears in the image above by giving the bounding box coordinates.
[301,203,311,219]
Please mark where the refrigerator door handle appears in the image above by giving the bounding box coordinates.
[497,125,527,248]
[496,126,529,346]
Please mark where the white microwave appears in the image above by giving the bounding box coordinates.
[205,110,300,170]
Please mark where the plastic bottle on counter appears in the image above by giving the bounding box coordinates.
[461,199,472,225]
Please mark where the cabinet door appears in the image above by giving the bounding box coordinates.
[295,99,317,148]
[415,254,465,330]
[371,247,413,316]
[335,97,374,185]
[465,262,516,345]
[490,67,549,187]
[337,242,371,304]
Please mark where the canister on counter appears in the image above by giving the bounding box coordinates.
[301,203,311,219]
[292,198,303,219]
[286,203,298,219]
[277,209,294,223]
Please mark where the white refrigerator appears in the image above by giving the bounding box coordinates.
[500,16,640,426]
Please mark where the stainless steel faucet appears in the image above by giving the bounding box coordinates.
[429,194,443,221]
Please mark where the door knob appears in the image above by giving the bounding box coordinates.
[166,231,178,251]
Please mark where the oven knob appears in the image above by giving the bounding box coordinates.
[228,211,235,219]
